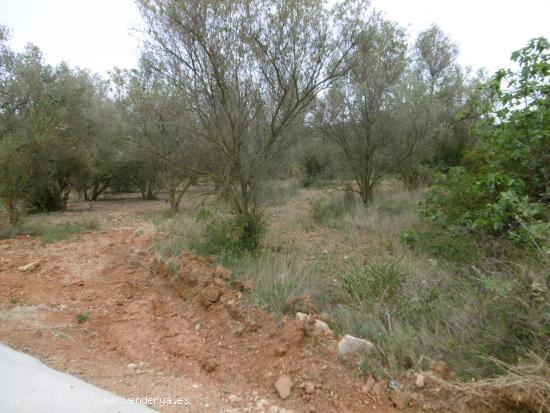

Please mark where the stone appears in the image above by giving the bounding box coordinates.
[273,345,288,357]
[390,391,412,410]
[297,313,332,337]
[228,394,241,403]
[414,373,425,389]
[295,312,310,322]
[18,261,40,273]
[337,335,374,364]
[274,375,293,400]
[302,381,315,394]
[198,285,223,308]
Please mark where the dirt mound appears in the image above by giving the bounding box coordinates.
[0,229,399,412]
[152,252,398,412]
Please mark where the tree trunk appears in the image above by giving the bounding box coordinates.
[359,183,374,206]
[4,199,18,225]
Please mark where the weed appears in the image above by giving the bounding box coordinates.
[76,311,91,324]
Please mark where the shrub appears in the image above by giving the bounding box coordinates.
[421,38,550,249]
[300,151,332,188]
[310,197,346,225]
[191,212,265,256]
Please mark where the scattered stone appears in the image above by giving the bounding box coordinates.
[228,394,241,403]
[295,312,310,322]
[415,373,425,389]
[275,375,293,400]
[311,319,332,336]
[256,399,268,409]
[389,380,401,390]
[390,391,412,410]
[302,381,315,394]
[296,313,333,337]
[17,261,40,273]
[337,335,374,364]
[274,344,288,357]
[284,295,317,315]
[198,285,223,308]
[200,356,218,373]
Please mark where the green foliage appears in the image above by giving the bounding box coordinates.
[300,152,332,188]
[39,221,98,243]
[0,220,97,242]
[76,311,91,324]
[340,261,407,313]
[422,38,550,248]
[191,212,264,256]
[310,197,346,225]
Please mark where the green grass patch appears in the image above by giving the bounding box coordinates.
[0,220,98,242]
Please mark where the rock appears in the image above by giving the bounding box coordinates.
[415,373,425,388]
[284,295,318,315]
[390,391,412,410]
[228,394,241,403]
[127,363,138,369]
[273,344,288,357]
[302,381,315,394]
[275,375,293,400]
[269,407,280,413]
[337,335,374,364]
[18,261,40,273]
[198,284,223,308]
[297,313,333,337]
[312,319,332,336]
[295,312,310,322]
[199,356,218,373]
[256,399,268,409]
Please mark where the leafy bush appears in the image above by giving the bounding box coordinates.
[310,197,346,225]
[191,211,265,256]
[300,151,332,188]
[421,38,550,248]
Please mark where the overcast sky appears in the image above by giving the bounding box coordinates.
[1,0,549,76]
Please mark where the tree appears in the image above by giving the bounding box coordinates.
[318,15,409,205]
[137,0,359,236]
[113,59,198,209]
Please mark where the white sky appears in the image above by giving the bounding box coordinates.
[1,0,549,76]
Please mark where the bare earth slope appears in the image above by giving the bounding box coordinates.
[0,201,397,413]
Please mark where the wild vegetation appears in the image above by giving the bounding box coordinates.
[1,0,548,408]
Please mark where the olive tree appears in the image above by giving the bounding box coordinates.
[113,59,198,209]
[137,0,360,231]
[318,15,409,205]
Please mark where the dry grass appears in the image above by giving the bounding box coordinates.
[425,356,550,412]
